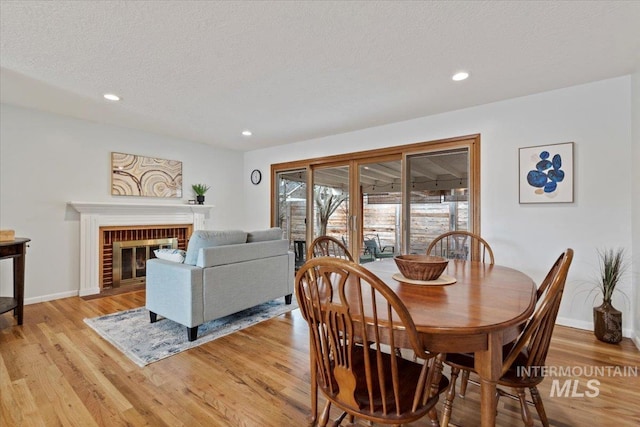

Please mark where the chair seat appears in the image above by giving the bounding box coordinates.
[344,346,449,416]
[445,350,543,388]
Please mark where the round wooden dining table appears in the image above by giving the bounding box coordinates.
[363,259,537,427]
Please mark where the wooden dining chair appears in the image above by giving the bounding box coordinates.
[426,230,495,396]
[307,235,354,261]
[295,257,449,426]
[440,248,573,427]
[426,231,495,264]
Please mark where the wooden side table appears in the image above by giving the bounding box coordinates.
[0,238,30,325]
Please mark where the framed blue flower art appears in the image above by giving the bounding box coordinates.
[519,142,574,204]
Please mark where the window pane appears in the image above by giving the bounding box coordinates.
[276,169,307,270]
[360,160,401,262]
[313,166,349,243]
[406,149,469,253]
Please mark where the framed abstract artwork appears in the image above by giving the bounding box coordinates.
[519,142,574,204]
[111,152,183,198]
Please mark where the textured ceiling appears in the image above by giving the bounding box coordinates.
[1,1,639,152]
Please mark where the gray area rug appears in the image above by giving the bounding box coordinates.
[84,298,298,367]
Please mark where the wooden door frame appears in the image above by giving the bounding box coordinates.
[271,134,481,259]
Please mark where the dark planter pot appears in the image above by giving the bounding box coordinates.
[196,195,205,205]
[593,301,622,344]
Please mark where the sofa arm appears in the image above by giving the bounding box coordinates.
[145,259,204,328]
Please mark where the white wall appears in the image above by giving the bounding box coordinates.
[632,71,640,348]
[2,76,635,338]
[244,76,636,337]
[0,104,245,303]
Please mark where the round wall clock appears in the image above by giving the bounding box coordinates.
[250,169,262,185]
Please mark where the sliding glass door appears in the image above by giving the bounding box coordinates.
[358,158,402,262]
[271,135,480,263]
[275,169,307,269]
[312,164,350,245]
[404,148,471,253]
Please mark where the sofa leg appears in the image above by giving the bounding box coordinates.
[187,326,198,342]
[149,311,157,323]
[285,294,292,305]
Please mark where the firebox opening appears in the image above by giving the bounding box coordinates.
[112,238,177,287]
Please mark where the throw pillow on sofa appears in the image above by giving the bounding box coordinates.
[154,248,186,263]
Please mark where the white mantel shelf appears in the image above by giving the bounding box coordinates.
[69,201,214,214]
[68,201,213,296]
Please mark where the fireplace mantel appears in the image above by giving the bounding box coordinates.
[69,201,213,296]
[69,201,213,215]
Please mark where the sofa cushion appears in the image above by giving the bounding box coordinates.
[184,230,248,265]
[198,239,289,268]
[246,227,283,243]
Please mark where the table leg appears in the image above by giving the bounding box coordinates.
[14,245,26,325]
[475,332,503,427]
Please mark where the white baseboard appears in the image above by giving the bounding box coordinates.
[24,290,78,305]
[632,334,640,351]
[556,316,591,332]
[556,316,634,339]
[79,287,101,297]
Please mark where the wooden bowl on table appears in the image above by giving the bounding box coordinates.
[394,255,449,281]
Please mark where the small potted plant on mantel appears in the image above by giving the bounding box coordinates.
[591,248,628,344]
[192,184,210,205]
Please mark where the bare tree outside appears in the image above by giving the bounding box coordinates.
[278,180,304,228]
[314,186,347,236]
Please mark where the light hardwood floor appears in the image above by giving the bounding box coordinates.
[1,290,639,427]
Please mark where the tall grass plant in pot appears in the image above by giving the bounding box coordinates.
[591,248,627,344]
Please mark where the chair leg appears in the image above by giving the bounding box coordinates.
[331,411,348,427]
[530,386,550,427]
[441,366,460,427]
[459,369,470,397]
[318,401,331,427]
[516,388,534,427]
[341,414,356,427]
[427,356,445,426]
[308,352,318,426]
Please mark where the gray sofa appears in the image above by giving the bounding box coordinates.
[145,228,294,341]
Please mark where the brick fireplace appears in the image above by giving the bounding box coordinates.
[101,225,190,289]
[69,202,212,296]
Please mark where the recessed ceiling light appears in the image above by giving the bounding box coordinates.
[103,93,120,101]
[242,130,252,137]
[452,72,469,81]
